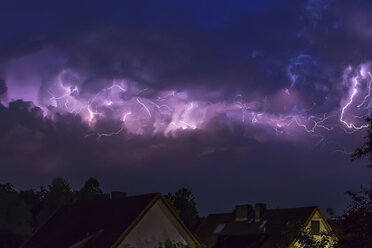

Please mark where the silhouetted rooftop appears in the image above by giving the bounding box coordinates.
[196,206,318,248]
[23,193,160,248]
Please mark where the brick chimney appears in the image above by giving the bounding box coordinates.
[111,191,127,199]
[254,203,266,222]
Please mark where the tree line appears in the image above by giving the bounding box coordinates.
[0,175,371,248]
[0,178,201,248]
[0,177,103,247]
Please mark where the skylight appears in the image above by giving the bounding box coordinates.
[259,220,268,230]
[213,223,226,233]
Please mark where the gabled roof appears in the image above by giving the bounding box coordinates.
[196,206,325,248]
[23,193,199,248]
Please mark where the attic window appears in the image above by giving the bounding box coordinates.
[213,223,226,233]
[311,220,320,234]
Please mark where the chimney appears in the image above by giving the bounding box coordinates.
[102,193,111,199]
[234,204,253,221]
[254,203,266,222]
[111,191,127,199]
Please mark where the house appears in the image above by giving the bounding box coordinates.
[23,192,200,248]
[195,203,334,248]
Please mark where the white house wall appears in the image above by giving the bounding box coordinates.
[118,200,196,248]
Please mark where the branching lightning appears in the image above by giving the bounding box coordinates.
[136,98,152,118]
[340,80,369,130]
[43,65,372,148]
[357,72,372,108]
[122,112,132,122]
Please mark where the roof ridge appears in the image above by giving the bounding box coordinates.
[207,212,234,216]
[267,206,317,211]
[123,192,161,198]
[207,206,318,216]
[22,192,163,248]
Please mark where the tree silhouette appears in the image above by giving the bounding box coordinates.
[335,183,372,247]
[352,115,372,167]
[37,178,77,226]
[165,187,201,232]
[19,187,46,229]
[0,183,32,247]
[78,177,104,202]
[340,115,372,247]
[0,79,7,98]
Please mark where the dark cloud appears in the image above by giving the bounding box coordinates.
[0,0,372,216]
[0,79,7,99]
[0,0,303,98]
[0,0,370,102]
[0,99,370,216]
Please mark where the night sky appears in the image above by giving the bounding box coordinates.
[0,0,371,216]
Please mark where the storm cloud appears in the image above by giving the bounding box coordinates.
[0,0,372,215]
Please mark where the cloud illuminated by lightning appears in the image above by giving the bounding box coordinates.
[37,62,372,147]
[340,76,370,130]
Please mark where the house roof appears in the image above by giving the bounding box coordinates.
[196,206,321,248]
[23,193,199,248]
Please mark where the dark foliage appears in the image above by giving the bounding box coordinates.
[78,177,104,202]
[0,183,32,239]
[352,115,372,167]
[345,115,372,247]
[156,239,193,248]
[36,177,77,226]
[0,229,24,248]
[280,221,337,248]
[19,187,46,230]
[0,79,7,98]
[0,177,103,248]
[165,187,201,232]
[334,183,372,248]
[156,239,206,248]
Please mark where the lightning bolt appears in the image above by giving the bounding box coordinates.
[96,126,124,140]
[53,87,78,101]
[234,97,249,123]
[340,82,369,130]
[149,100,172,113]
[357,72,372,108]
[95,112,132,140]
[309,114,333,132]
[180,121,197,129]
[252,113,258,123]
[48,86,79,111]
[136,98,152,118]
[105,84,127,92]
[157,90,176,101]
[333,150,353,155]
[122,112,132,122]
[45,63,372,147]
[87,105,96,124]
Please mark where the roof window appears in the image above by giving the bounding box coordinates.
[213,223,226,233]
[259,219,267,230]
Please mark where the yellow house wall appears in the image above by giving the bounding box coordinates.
[304,211,329,233]
[117,200,196,248]
[292,210,334,248]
